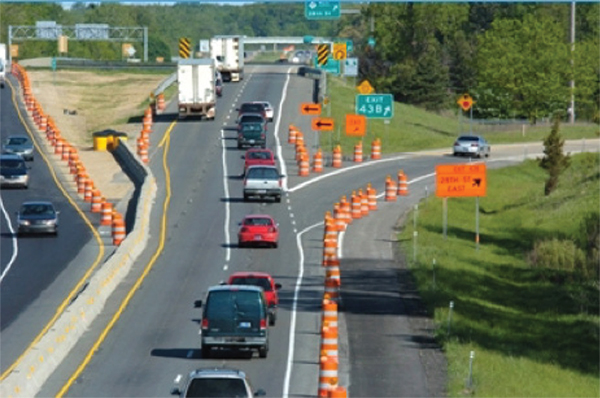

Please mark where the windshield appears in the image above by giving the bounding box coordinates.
[247,151,271,160]
[230,277,272,292]
[185,378,248,397]
[247,167,279,180]
[6,137,30,146]
[21,204,55,216]
[205,290,263,319]
[1,159,26,169]
[239,115,264,124]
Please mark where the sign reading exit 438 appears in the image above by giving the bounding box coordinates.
[355,94,394,119]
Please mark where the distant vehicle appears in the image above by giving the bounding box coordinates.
[237,112,268,134]
[242,148,275,176]
[453,134,491,158]
[0,153,29,189]
[215,71,223,97]
[210,35,244,82]
[237,214,279,249]
[16,201,59,235]
[290,50,311,65]
[237,102,267,120]
[237,123,267,149]
[2,135,34,161]
[196,285,270,359]
[170,368,266,398]
[227,272,281,326]
[0,42,6,88]
[243,165,283,203]
[177,58,217,120]
[251,101,274,122]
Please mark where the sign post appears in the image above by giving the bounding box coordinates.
[457,93,475,135]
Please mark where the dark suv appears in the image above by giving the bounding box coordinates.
[237,102,267,120]
[196,285,269,358]
[237,123,267,149]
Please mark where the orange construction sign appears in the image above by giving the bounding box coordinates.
[457,93,474,111]
[312,117,334,131]
[436,163,487,197]
[345,114,366,137]
[300,103,321,115]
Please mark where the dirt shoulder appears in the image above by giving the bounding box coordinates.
[25,69,169,202]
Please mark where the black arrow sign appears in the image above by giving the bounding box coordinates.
[316,120,333,128]
[303,105,320,113]
[472,178,481,187]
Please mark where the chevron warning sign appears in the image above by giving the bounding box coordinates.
[317,44,329,66]
[179,37,191,59]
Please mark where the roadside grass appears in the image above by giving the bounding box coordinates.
[322,76,600,155]
[398,153,599,397]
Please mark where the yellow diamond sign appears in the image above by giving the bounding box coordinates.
[357,80,374,95]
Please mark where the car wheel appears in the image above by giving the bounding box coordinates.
[275,196,281,203]
[243,194,249,202]
[202,345,211,358]
[272,242,278,249]
[258,345,268,358]
[269,313,276,326]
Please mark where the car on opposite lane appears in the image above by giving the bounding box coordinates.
[453,134,491,158]
[226,272,281,326]
[0,153,30,189]
[2,135,35,161]
[170,368,265,397]
[242,148,275,176]
[16,201,59,235]
[237,214,279,248]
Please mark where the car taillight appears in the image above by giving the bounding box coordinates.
[241,227,249,233]
[268,227,276,233]
[260,319,267,330]
[261,134,265,140]
[243,178,247,187]
[202,318,209,329]
[471,143,479,147]
[278,179,282,187]
[453,141,459,146]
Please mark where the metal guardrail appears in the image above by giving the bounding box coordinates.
[153,73,177,96]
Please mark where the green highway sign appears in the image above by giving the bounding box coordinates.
[305,1,341,20]
[314,56,340,75]
[356,94,394,119]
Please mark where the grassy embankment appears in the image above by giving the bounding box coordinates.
[323,75,599,396]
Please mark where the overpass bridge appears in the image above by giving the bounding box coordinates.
[243,36,332,51]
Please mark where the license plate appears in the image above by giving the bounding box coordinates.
[239,322,251,328]
[254,235,262,240]
[257,189,266,194]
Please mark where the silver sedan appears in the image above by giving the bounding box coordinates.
[453,135,490,158]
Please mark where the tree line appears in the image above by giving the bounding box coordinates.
[0,2,598,123]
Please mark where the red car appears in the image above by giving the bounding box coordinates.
[238,214,279,248]
[243,148,275,176]
[227,271,282,326]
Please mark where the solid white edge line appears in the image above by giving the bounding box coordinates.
[0,195,19,283]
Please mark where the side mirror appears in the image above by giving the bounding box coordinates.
[194,300,202,308]
[241,155,245,159]
[255,389,266,396]
[275,283,282,290]
[219,280,227,285]
[170,387,182,396]
[280,174,286,178]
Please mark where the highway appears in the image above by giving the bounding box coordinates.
[2,63,596,397]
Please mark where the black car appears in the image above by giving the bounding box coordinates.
[237,103,267,121]
[237,122,267,149]
[0,153,29,189]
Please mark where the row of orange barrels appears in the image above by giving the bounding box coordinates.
[136,91,170,164]
[315,170,411,397]
[10,62,127,245]
[288,125,383,176]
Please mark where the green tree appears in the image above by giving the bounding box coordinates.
[539,112,571,195]
[476,13,572,123]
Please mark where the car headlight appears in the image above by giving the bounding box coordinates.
[19,220,30,226]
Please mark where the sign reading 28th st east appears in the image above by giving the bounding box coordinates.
[436,163,487,197]
[355,94,394,119]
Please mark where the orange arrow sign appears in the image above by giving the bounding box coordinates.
[436,163,487,197]
[312,117,334,131]
[300,103,322,115]
[345,114,366,136]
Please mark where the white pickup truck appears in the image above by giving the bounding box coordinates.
[243,165,283,203]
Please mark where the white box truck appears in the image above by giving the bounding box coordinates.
[0,43,7,88]
[177,58,217,120]
[210,35,244,83]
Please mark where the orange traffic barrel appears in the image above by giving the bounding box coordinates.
[298,153,310,177]
[139,145,149,164]
[322,240,338,267]
[157,93,166,111]
[325,262,341,287]
[359,188,369,216]
[398,170,409,196]
[55,138,64,155]
[91,190,103,213]
[112,216,126,246]
[332,145,342,168]
[371,138,381,160]
[333,203,346,232]
[143,106,153,125]
[84,180,94,203]
[322,298,338,329]
[69,151,80,175]
[61,144,71,161]
[353,141,363,163]
[313,148,323,173]
[367,183,378,210]
[385,175,397,202]
[77,172,88,195]
[340,196,352,225]
[296,131,305,148]
[350,191,362,219]
[100,202,113,226]
[39,115,48,133]
[318,355,339,398]
[288,125,298,144]
[324,277,340,302]
[320,325,339,359]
